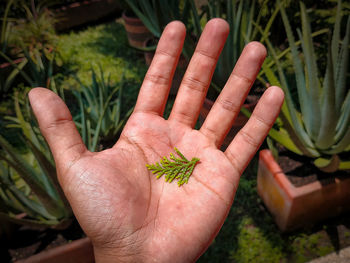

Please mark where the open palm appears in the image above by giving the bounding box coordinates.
[29,19,284,262]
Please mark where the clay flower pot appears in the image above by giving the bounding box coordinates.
[15,237,94,263]
[199,96,258,150]
[257,149,350,232]
[122,11,153,48]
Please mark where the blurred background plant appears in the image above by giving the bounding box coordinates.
[6,0,58,60]
[261,0,350,172]
[0,0,61,97]
[73,67,133,151]
[0,0,23,99]
[0,91,71,228]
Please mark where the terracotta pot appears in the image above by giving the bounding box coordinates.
[122,11,153,48]
[15,237,94,263]
[199,96,258,150]
[257,149,350,232]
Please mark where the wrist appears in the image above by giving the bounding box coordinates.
[93,245,143,263]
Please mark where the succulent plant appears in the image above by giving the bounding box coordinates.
[262,0,350,172]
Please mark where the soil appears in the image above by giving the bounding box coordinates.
[278,150,350,187]
[1,219,85,262]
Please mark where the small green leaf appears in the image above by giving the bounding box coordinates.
[146,148,200,186]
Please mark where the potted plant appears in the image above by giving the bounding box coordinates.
[121,7,153,49]
[257,0,350,232]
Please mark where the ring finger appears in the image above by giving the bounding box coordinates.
[199,42,267,148]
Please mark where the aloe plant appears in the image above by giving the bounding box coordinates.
[0,92,71,227]
[261,0,350,172]
[73,67,133,151]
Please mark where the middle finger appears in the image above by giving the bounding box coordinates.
[200,42,267,148]
[168,18,229,127]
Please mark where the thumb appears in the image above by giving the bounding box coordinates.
[29,88,87,178]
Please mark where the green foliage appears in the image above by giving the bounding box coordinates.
[0,91,71,228]
[7,0,58,57]
[146,148,200,186]
[0,0,59,94]
[0,48,56,89]
[0,0,15,54]
[261,0,350,172]
[57,22,146,87]
[0,58,27,99]
[73,67,133,151]
[0,0,20,98]
[290,233,334,263]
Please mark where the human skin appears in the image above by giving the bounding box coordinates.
[29,19,284,262]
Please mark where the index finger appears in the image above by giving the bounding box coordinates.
[134,21,186,116]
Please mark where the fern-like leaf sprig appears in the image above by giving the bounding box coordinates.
[146,148,200,186]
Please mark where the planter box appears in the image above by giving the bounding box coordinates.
[15,237,94,263]
[54,0,121,31]
[199,97,257,150]
[257,149,350,232]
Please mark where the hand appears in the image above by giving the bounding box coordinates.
[29,19,284,263]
